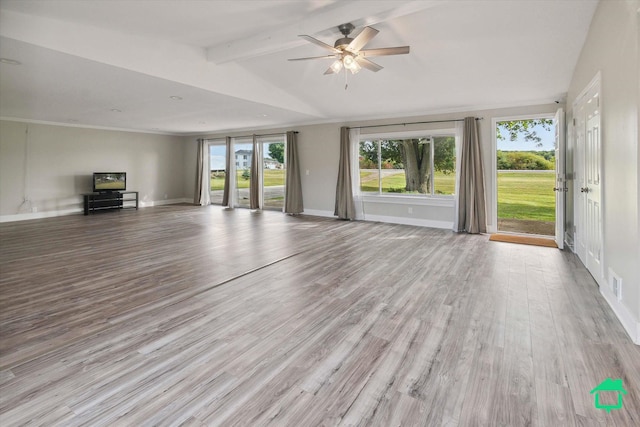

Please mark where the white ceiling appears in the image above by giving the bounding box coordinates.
[0,0,598,135]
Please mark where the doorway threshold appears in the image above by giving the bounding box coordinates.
[489,233,558,248]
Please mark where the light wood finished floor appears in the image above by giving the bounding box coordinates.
[1,206,639,426]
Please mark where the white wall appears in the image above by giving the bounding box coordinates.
[188,103,560,228]
[566,0,639,335]
[0,120,189,220]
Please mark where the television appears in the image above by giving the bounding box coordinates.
[93,172,126,192]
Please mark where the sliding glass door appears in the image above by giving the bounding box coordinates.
[233,140,253,209]
[209,135,286,210]
[208,142,226,205]
[259,136,285,210]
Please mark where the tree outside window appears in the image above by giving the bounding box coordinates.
[359,136,456,195]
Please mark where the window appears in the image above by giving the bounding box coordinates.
[359,134,456,196]
[209,142,227,205]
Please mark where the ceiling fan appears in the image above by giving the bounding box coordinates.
[288,23,410,76]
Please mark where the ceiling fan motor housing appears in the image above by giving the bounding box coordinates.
[334,37,353,50]
[335,23,355,49]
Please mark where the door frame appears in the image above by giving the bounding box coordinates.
[554,108,566,249]
[490,113,556,235]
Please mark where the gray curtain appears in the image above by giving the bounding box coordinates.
[284,131,304,214]
[456,117,487,233]
[334,126,356,220]
[222,136,231,207]
[194,138,211,206]
[249,134,260,209]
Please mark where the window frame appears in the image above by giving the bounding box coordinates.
[358,128,457,200]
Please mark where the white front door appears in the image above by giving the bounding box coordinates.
[585,90,603,280]
[573,75,603,284]
[574,102,587,262]
[553,108,565,249]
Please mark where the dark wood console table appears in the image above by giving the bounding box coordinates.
[83,191,138,215]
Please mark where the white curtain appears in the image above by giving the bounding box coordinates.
[194,139,211,206]
[349,128,364,220]
[226,137,237,208]
[453,122,464,231]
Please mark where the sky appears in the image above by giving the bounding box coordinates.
[496,121,556,151]
[209,145,226,170]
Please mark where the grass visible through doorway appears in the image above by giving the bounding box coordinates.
[497,171,555,236]
[497,171,555,221]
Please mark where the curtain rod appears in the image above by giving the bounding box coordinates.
[225,131,298,140]
[351,117,483,130]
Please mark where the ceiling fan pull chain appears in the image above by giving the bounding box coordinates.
[344,68,348,90]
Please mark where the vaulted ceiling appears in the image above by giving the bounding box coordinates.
[0,0,598,135]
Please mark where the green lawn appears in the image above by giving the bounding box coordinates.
[210,169,285,190]
[212,168,554,222]
[498,171,555,221]
[359,171,455,195]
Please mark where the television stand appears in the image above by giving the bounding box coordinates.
[83,191,138,215]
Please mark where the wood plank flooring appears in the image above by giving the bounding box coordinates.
[0,205,638,426]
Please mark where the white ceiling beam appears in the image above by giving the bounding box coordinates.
[0,9,325,118]
[205,1,446,64]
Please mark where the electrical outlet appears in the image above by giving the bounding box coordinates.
[408,207,413,214]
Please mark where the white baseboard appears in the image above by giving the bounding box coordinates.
[0,198,193,223]
[0,208,82,223]
[600,285,640,345]
[363,214,453,230]
[139,198,192,208]
[302,209,335,218]
[301,209,454,230]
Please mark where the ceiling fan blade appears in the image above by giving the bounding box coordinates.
[323,65,337,75]
[356,57,383,72]
[288,54,339,61]
[359,46,410,57]
[299,35,341,53]
[347,26,379,52]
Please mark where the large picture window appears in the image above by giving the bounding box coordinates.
[359,135,456,196]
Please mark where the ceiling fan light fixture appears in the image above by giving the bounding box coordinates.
[330,59,343,73]
[341,54,361,74]
[342,54,355,68]
[348,60,362,74]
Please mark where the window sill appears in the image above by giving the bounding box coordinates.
[358,194,455,207]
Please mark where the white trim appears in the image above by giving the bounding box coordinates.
[139,198,191,208]
[301,209,334,218]
[0,198,192,223]
[360,195,454,207]
[363,214,453,229]
[0,116,176,136]
[185,99,565,137]
[572,71,602,108]
[600,285,640,345]
[0,208,82,222]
